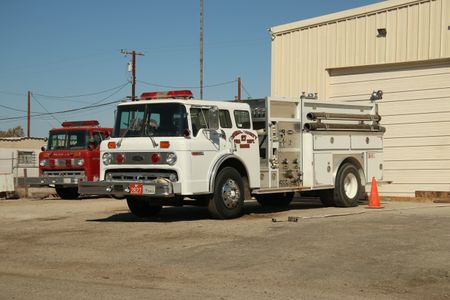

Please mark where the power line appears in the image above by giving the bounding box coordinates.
[0,90,26,97]
[0,99,120,121]
[33,82,129,99]
[137,79,237,90]
[241,82,252,99]
[31,93,61,124]
[0,83,129,122]
[0,82,128,122]
[0,103,28,113]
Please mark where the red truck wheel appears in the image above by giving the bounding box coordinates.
[55,187,79,200]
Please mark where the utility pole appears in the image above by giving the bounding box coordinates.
[200,0,204,99]
[237,77,241,101]
[121,49,144,101]
[27,91,31,137]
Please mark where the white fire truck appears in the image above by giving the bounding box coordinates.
[79,90,385,219]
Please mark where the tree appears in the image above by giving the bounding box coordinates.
[0,126,25,138]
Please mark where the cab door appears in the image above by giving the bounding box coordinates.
[188,106,222,194]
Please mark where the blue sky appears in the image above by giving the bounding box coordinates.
[0,0,381,137]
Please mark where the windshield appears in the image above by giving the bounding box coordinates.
[113,103,188,138]
[47,130,88,150]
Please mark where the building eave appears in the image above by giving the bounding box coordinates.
[270,0,422,35]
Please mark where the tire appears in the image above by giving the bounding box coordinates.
[333,163,362,207]
[55,187,79,200]
[255,192,294,207]
[208,167,244,219]
[126,197,162,218]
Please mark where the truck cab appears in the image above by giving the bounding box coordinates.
[80,91,260,218]
[30,121,112,199]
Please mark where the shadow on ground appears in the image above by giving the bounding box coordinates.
[87,197,328,223]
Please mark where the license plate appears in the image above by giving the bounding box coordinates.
[129,184,155,195]
[63,178,71,184]
[143,185,155,194]
[129,184,143,195]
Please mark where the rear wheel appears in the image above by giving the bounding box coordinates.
[126,197,162,218]
[333,163,362,207]
[255,192,294,207]
[55,187,79,200]
[208,167,244,219]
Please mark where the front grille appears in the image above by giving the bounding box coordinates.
[105,169,177,182]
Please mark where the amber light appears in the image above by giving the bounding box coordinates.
[160,141,170,149]
[151,153,161,163]
[108,142,116,149]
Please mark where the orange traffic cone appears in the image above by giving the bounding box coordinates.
[366,177,384,209]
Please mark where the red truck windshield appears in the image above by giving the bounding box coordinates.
[113,103,188,138]
[47,130,88,150]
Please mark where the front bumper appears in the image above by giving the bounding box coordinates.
[78,179,181,198]
[18,176,80,187]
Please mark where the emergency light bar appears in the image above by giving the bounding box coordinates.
[140,90,194,100]
[61,120,100,127]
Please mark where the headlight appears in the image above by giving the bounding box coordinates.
[77,159,85,166]
[105,173,113,181]
[39,159,48,167]
[169,173,178,182]
[102,153,112,165]
[166,153,177,165]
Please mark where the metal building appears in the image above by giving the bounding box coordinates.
[270,0,450,197]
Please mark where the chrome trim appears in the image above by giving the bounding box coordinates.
[78,180,181,197]
[105,170,178,182]
[23,176,81,187]
[43,170,85,177]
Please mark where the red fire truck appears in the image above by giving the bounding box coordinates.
[27,120,112,199]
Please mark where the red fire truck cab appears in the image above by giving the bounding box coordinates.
[28,120,112,199]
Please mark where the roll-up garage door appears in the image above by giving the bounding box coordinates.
[328,60,450,197]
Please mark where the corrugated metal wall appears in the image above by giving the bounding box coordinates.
[328,60,450,196]
[271,0,450,99]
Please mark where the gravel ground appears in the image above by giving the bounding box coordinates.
[0,197,449,299]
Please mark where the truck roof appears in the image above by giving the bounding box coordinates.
[50,126,112,132]
[118,99,251,111]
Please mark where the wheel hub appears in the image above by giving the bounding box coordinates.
[343,173,358,199]
[221,179,241,209]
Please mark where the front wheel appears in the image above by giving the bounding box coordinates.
[126,197,162,218]
[55,187,79,200]
[333,163,362,207]
[208,167,244,219]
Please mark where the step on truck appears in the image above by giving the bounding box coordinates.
[78,90,385,219]
[25,120,112,199]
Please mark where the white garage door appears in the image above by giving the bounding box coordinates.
[328,60,450,197]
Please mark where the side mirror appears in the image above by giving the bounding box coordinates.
[41,146,46,151]
[208,107,219,131]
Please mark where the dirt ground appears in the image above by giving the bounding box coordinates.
[0,197,449,299]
